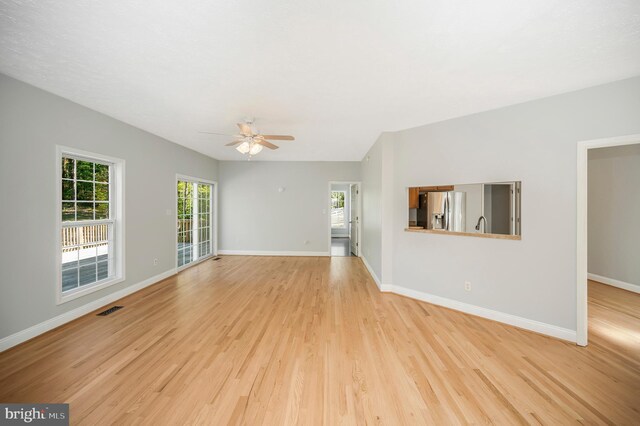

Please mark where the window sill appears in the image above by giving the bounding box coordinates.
[404,227,521,240]
[57,275,125,305]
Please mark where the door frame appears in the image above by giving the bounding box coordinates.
[175,174,218,272]
[328,181,362,257]
[576,133,640,346]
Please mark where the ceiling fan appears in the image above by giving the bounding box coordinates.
[200,120,295,159]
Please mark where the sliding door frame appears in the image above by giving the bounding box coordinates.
[175,174,218,272]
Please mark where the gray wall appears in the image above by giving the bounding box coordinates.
[588,144,640,288]
[0,74,219,339]
[218,161,360,254]
[362,76,640,331]
[360,136,384,281]
[360,132,395,285]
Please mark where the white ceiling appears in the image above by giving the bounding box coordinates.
[1,0,639,161]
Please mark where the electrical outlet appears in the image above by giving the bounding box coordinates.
[464,281,471,292]
[153,258,159,266]
[304,240,310,245]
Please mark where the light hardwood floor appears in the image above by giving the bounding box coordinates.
[0,258,638,425]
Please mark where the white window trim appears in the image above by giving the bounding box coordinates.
[175,174,218,272]
[331,190,347,229]
[56,146,126,304]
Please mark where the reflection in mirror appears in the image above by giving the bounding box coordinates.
[407,182,521,239]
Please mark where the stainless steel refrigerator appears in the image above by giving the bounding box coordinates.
[426,191,466,232]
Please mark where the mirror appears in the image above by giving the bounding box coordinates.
[407,182,521,239]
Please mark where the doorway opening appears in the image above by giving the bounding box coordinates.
[329,182,361,257]
[576,134,640,346]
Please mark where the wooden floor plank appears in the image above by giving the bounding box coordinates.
[0,259,638,425]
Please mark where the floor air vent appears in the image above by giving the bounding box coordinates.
[97,306,124,316]
[212,257,221,261]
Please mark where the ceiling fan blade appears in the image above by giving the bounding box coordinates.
[256,140,279,150]
[225,141,242,146]
[261,135,295,141]
[237,122,253,136]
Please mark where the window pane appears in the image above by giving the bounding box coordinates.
[184,219,192,233]
[95,203,109,220]
[77,202,94,220]
[79,245,97,267]
[77,160,93,180]
[198,184,210,198]
[62,202,76,222]
[62,228,78,250]
[62,180,75,200]
[95,183,109,201]
[62,247,78,270]
[331,209,345,228]
[97,261,109,280]
[62,268,78,292]
[95,164,109,182]
[200,199,210,213]
[97,243,109,261]
[79,264,97,286]
[62,158,75,179]
[77,181,94,201]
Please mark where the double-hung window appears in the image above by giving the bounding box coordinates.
[57,147,124,303]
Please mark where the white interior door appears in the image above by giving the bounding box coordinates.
[350,184,358,255]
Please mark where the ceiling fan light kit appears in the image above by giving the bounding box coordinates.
[202,120,295,159]
[234,140,262,155]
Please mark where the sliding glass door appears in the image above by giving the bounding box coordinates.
[177,178,214,268]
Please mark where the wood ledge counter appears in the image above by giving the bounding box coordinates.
[405,227,521,240]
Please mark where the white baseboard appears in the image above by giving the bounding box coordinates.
[359,261,576,343]
[588,273,640,294]
[360,256,381,289]
[218,250,329,257]
[360,256,393,291]
[0,268,177,353]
